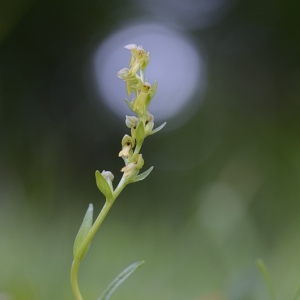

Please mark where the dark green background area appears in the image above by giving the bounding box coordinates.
[1,0,300,299]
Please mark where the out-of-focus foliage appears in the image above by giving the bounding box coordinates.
[1,0,300,299]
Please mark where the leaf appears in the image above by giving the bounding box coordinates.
[134,166,153,182]
[95,170,113,199]
[256,259,276,300]
[73,204,93,260]
[149,122,166,135]
[98,261,145,300]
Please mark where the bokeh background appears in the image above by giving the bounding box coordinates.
[1,0,300,299]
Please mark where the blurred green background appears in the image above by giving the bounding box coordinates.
[1,0,300,299]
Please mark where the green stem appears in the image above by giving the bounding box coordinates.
[113,175,127,199]
[134,140,143,155]
[71,259,83,300]
[71,199,114,300]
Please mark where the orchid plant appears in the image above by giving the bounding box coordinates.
[70,44,166,300]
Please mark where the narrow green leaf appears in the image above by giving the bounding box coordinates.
[256,259,276,300]
[98,261,145,300]
[134,166,153,182]
[149,122,166,135]
[292,282,300,300]
[73,204,93,259]
[95,170,113,199]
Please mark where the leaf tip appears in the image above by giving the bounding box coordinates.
[88,203,93,212]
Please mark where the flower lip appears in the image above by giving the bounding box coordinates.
[118,144,131,158]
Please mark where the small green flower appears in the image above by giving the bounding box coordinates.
[144,112,154,136]
[133,82,156,116]
[121,154,144,178]
[117,68,130,80]
[118,135,134,158]
[125,115,139,141]
[125,115,139,129]
[125,44,149,75]
[117,68,141,96]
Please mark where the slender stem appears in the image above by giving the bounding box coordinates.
[113,175,127,199]
[83,200,114,248]
[71,259,83,300]
[134,140,143,155]
[71,200,114,300]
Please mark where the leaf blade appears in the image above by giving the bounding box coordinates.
[256,259,276,300]
[73,204,93,259]
[134,166,153,182]
[98,261,145,300]
[150,122,166,135]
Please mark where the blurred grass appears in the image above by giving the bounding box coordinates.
[1,189,300,300]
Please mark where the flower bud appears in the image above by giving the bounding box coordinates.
[101,170,114,192]
[101,170,114,182]
[117,68,130,80]
[125,115,139,129]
